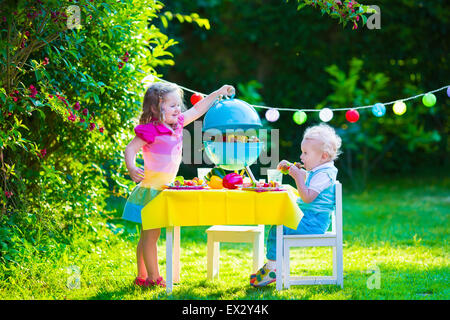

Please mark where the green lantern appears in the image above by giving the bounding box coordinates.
[422,93,436,107]
[293,111,307,125]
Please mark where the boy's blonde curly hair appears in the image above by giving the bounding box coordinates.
[303,124,342,160]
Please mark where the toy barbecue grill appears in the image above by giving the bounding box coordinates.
[202,96,264,183]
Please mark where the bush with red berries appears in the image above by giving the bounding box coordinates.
[0,0,198,257]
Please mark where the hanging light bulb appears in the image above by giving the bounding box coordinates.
[393,101,407,115]
[265,108,280,122]
[319,108,333,122]
[293,111,307,125]
[422,93,436,107]
[372,103,386,117]
[447,87,450,98]
[345,109,359,123]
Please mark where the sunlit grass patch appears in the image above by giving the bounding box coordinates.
[1,177,448,300]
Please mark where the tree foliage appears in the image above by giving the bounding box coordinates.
[160,0,449,187]
[0,0,208,262]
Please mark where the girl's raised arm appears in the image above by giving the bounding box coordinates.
[182,85,235,127]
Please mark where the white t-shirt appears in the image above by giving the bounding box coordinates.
[305,161,335,194]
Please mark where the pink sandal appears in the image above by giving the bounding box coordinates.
[145,276,166,288]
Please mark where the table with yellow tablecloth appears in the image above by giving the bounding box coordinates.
[142,185,302,230]
[141,184,303,293]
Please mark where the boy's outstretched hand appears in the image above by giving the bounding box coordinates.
[277,160,306,181]
[277,160,290,171]
[289,165,306,181]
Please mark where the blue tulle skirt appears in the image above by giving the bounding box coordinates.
[122,185,162,224]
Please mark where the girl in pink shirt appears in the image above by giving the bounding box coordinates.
[123,81,235,288]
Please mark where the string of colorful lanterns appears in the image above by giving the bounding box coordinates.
[142,74,449,125]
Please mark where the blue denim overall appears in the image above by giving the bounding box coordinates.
[266,165,338,260]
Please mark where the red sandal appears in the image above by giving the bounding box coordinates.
[145,276,166,288]
[134,276,147,287]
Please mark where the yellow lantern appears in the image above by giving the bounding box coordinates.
[393,101,407,115]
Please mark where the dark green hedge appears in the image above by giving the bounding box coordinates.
[160,0,449,187]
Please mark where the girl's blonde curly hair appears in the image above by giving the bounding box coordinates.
[303,123,342,160]
[139,82,185,125]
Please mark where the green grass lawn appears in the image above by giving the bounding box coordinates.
[1,175,448,300]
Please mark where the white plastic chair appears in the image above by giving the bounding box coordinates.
[206,225,265,280]
[281,181,343,289]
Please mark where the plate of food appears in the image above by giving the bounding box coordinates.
[238,181,286,192]
[164,176,209,190]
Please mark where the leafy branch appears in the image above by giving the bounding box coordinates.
[294,0,376,29]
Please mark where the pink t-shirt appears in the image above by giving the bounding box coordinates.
[134,115,184,189]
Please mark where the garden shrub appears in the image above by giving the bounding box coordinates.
[0,0,208,268]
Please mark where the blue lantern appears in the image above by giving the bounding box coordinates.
[372,103,386,117]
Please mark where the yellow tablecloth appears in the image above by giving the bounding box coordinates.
[141,185,303,230]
